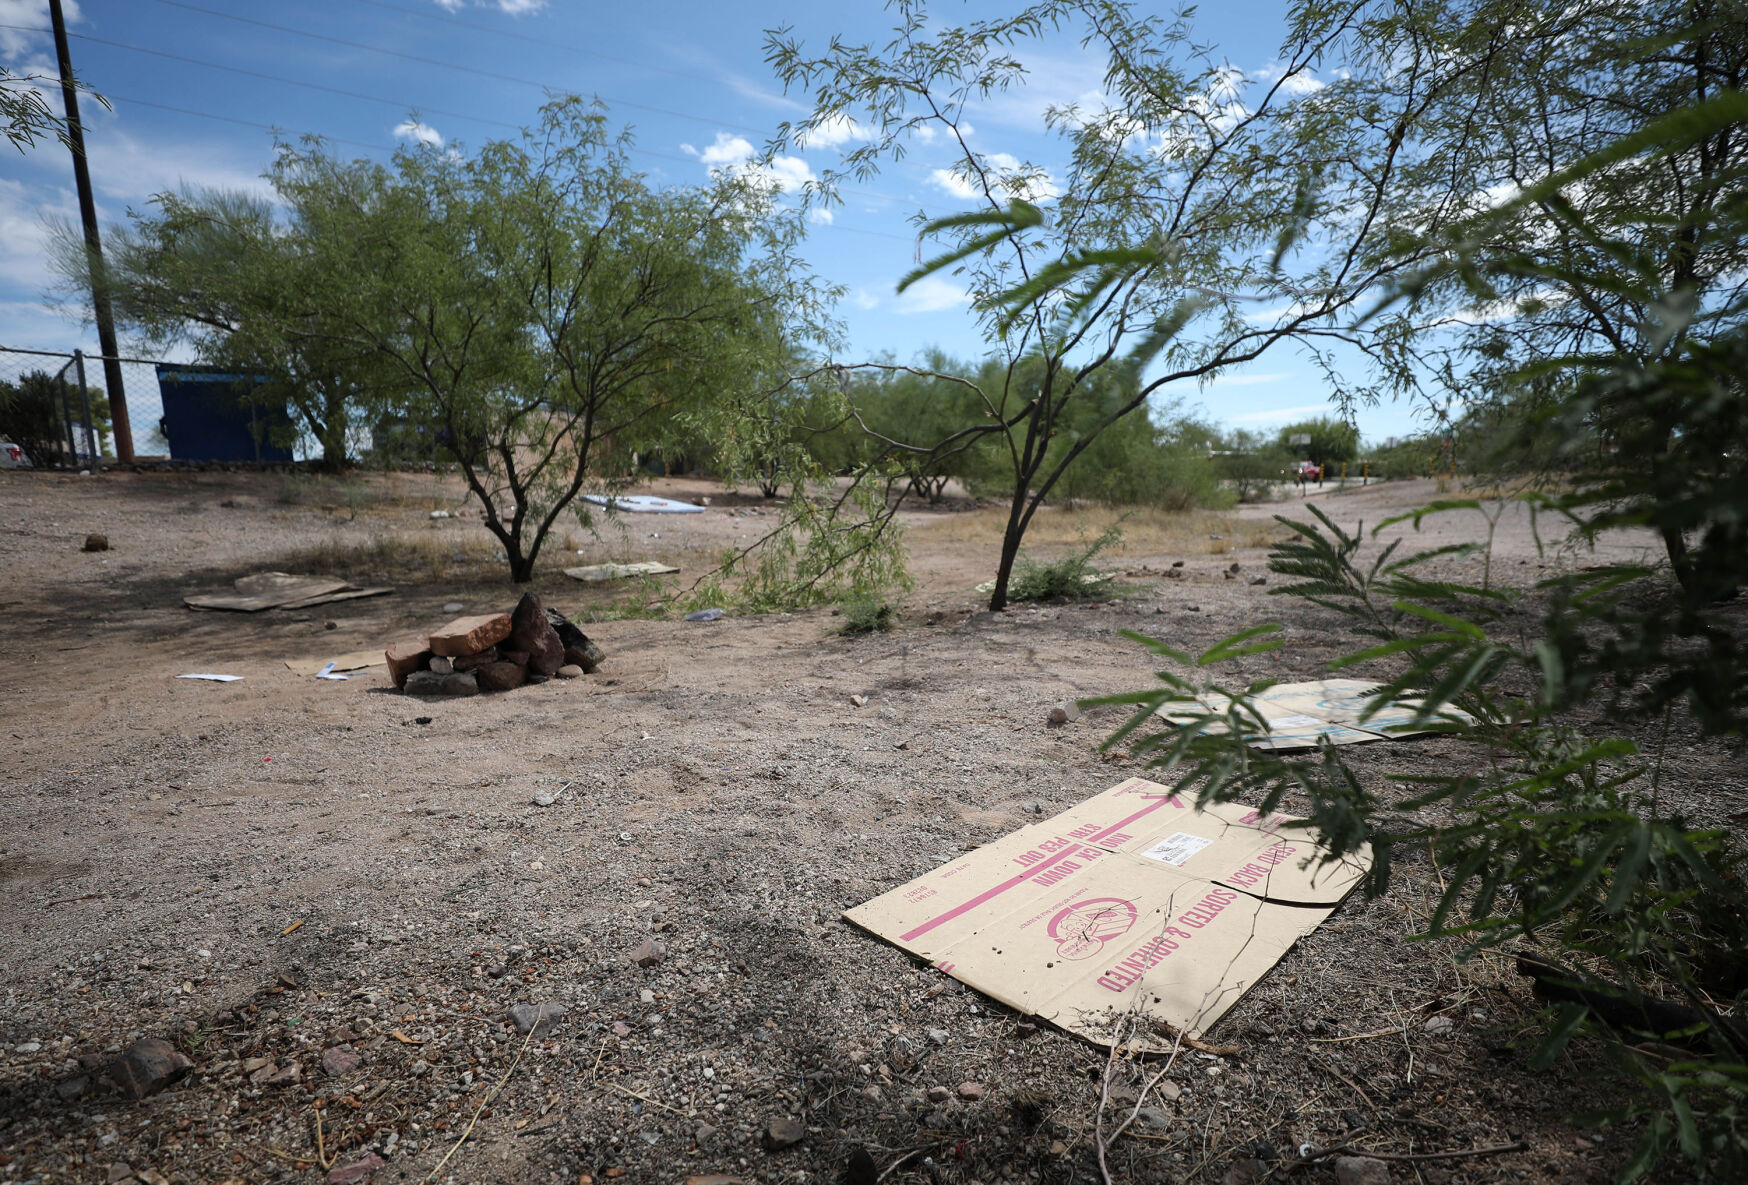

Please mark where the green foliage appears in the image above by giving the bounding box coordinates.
[1276,416,1358,464]
[3,67,107,155]
[0,368,109,464]
[1213,428,1293,502]
[1007,523,1122,603]
[838,591,896,635]
[768,0,1430,608]
[1100,499,1748,1180]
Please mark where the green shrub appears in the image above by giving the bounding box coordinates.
[838,593,896,635]
[1007,523,1122,602]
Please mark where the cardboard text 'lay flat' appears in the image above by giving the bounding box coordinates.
[845,777,1372,1048]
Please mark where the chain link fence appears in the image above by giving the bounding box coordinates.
[0,346,172,467]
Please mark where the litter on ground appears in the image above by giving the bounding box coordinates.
[1158,678,1474,749]
[562,561,679,583]
[283,651,385,677]
[581,493,704,514]
[176,673,243,682]
[185,572,393,612]
[846,776,1371,1048]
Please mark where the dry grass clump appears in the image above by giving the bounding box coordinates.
[909,503,1288,559]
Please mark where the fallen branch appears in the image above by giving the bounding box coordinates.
[1303,1141,1527,1164]
[1516,954,1748,1054]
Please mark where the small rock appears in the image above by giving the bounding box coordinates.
[428,655,455,675]
[106,1038,193,1100]
[532,789,559,807]
[1157,1080,1182,1101]
[475,661,528,693]
[1135,1106,1170,1131]
[320,1045,362,1077]
[1048,700,1080,725]
[325,1153,387,1184]
[106,1164,134,1184]
[442,601,464,612]
[1423,1014,1455,1036]
[1171,560,1184,568]
[384,641,432,689]
[926,1027,949,1045]
[55,1074,90,1100]
[255,1062,302,1087]
[556,664,583,679]
[957,1081,985,1101]
[1222,1157,1265,1185]
[508,1002,567,1037]
[630,939,667,968]
[926,1085,951,1104]
[1049,1140,1068,1157]
[639,989,656,1005]
[1334,1156,1392,1185]
[849,694,868,707]
[82,533,109,552]
[763,1116,806,1150]
[1249,576,1268,586]
[685,1176,741,1185]
[612,1021,631,1037]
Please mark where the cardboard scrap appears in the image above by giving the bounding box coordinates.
[581,494,704,514]
[1159,678,1473,750]
[185,572,393,612]
[283,650,386,677]
[845,777,1371,1047]
[563,561,680,583]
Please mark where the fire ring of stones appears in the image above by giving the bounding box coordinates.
[385,593,604,696]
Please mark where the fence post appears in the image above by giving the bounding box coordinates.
[56,365,76,469]
[74,349,96,464]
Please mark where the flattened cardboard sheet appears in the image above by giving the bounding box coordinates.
[1159,679,1471,750]
[563,561,680,583]
[845,777,1372,1047]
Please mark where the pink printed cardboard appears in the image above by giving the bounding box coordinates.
[844,777,1372,1046]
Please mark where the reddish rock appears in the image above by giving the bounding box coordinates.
[385,641,431,689]
[564,640,604,673]
[500,649,530,667]
[474,661,528,693]
[508,593,564,675]
[763,1116,805,1150]
[630,938,667,968]
[106,1038,193,1100]
[321,1045,362,1077]
[428,613,512,658]
[325,1154,386,1184]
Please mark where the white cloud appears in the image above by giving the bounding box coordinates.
[894,274,969,315]
[1253,60,1325,99]
[794,114,869,150]
[686,131,814,194]
[929,152,1060,203]
[0,0,78,60]
[848,288,879,310]
[807,207,834,226]
[1227,403,1332,424]
[0,176,76,291]
[492,0,545,12]
[394,120,445,148]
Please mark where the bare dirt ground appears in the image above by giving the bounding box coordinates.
[0,469,1739,1185]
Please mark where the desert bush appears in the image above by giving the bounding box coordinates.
[1006,523,1122,603]
[837,592,896,635]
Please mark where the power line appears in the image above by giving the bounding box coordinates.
[146,0,774,138]
[105,93,394,152]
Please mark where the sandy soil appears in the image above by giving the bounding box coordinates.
[0,468,1738,1185]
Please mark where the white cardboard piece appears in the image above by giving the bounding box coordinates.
[845,777,1371,1047]
[581,494,704,514]
[562,561,681,583]
[1159,678,1472,749]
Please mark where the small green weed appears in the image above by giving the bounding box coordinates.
[838,593,896,635]
[1007,523,1122,602]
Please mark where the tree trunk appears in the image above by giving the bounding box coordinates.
[987,492,1029,611]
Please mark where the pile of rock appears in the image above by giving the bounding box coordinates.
[386,593,603,696]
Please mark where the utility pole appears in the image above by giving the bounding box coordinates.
[49,0,132,462]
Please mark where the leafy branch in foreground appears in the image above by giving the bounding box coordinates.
[1098,502,1748,1180]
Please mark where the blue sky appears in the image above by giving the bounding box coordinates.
[0,0,1430,452]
